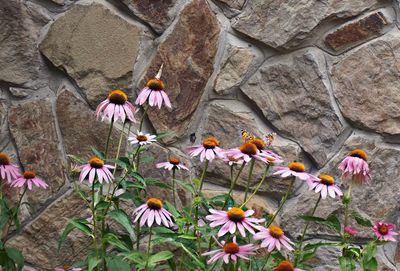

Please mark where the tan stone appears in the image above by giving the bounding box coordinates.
[40,3,149,108]
[331,29,400,136]
[215,0,245,10]
[141,0,220,144]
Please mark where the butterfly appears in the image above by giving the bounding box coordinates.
[265,132,276,147]
[240,129,255,143]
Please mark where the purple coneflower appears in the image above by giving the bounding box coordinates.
[11,171,48,190]
[253,225,294,252]
[0,153,20,183]
[132,198,173,228]
[128,131,157,146]
[96,89,136,123]
[273,162,317,182]
[273,260,304,271]
[79,157,114,184]
[156,158,188,171]
[339,149,370,184]
[188,137,224,162]
[206,207,264,237]
[373,222,398,242]
[308,174,343,199]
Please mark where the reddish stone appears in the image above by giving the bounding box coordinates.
[325,12,388,51]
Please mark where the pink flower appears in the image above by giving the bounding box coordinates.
[188,137,224,162]
[96,89,136,123]
[373,222,398,242]
[273,260,304,271]
[273,162,318,182]
[156,158,188,171]
[249,138,284,164]
[132,198,173,228]
[79,157,114,184]
[0,153,20,183]
[11,171,48,190]
[253,226,294,252]
[136,75,171,109]
[338,149,370,184]
[224,142,268,164]
[221,154,244,166]
[206,207,265,237]
[202,236,256,264]
[308,174,343,199]
[344,226,358,236]
[128,131,157,146]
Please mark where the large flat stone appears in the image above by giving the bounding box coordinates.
[142,0,220,144]
[0,0,49,84]
[7,191,91,270]
[331,29,400,136]
[241,48,344,167]
[232,0,382,49]
[8,98,66,209]
[40,2,149,108]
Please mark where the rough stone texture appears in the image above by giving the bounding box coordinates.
[325,11,389,52]
[0,0,49,84]
[331,29,400,136]
[8,98,67,209]
[7,191,91,270]
[214,0,245,10]
[39,2,148,108]
[281,135,400,238]
[120,0,179,33]
[56,89,126,160]
[142,0,220,144]
[241,48,344,166]
[232,0,382,48]
[214,47,255,95]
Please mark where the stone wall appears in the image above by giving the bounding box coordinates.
[1,0,400,270]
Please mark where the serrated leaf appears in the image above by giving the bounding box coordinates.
[351,212,373,227]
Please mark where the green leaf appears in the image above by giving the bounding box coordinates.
[164,201,180,218]
[58,219,93,250]
[108,210,135,238]
[67,154,86,164]
[303,242,340,251]
[5,247,24,270]
[178,235,197,240]
[300,215,341,233]
[363,257,377,271]
[351,212,373,227]
[148,251,174,266]
[87,255,101,271]
[90,147,105,159]
[326,213,341,233]
[94,200,109,211]
[363,242,377,262]
[105,256,131,271]
[103,233,130,252]
[123,251,146,266]
[179,243,205,269]
[174,179,195,194]
[339,256,356,271]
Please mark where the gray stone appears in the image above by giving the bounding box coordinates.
[232,0,382,48]
[331,29,400,136]
[241,48,344,167]
[0,0,49,84]
[214,0,245,11]
[40,2,149,108]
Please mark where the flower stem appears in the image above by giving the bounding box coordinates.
[104,119,114,159]
[342,183,353,245]
[295,194,321,265]
[266,177,295,227]
[145,227,153,271]
[223,163,246,208]
[240,165,270,208]
[139,106,149,132]
[260,253,271,271]
[243,159,255,202]
[136,223,140,250]
[194,160,209,237]
[198,160,209,193]
[172,168,177,208]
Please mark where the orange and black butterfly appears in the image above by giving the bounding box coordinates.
[240,129,255,143]
[265,132,276,147]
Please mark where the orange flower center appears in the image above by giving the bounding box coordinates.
[89,157,104,168]
[227,207,245,222]
[169,158,180,165]
[202,137,219,149]
[0,153,10,165]
[350,149,368,161]
[23,171,36,179]
[269,225,284,238]
[108,89,128,105]
[239,143,257,155]
[319,174,335,186]
[378,224,389,235]
[223,242,240,254]
[250,138,266,150]
[288,162,305,172]
[273,260,294,271]
[146,198,163,210]
[147,79,165,91]
[137,135,148,142]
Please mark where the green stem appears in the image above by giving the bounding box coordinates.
[243,159,255,202]
[104,119,114,159]
[91,181,99,260]
[240,165,270,208]
[198,160,209,193]
[223,163,246,208]
[343,183,352,232]
[260,253,271,271]
[139,107,149,132]
[145,227,153,271]
[131,145,142,171]
[136,223,140,250]
[266,177,295,227]
[295,195,321,265]
[172,168,177,208]
[194,160,209,237]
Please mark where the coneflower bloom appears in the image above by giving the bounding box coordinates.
[79,157,114,184]
[202,237,256,264]
[136,78,171,109]
[253,225,294,252]
[224,142,268,164]
[344,226,358,236]
[128,131,157,146]
[308,174,343,199]
[373,222,398,242]
[273,260,304,271]
[11,171,48,190]
[273,162,317,182]
[338,149,370,184]
[188,137,224,162]
[206,207,265,237]
[0,153,20,183]
[96,89,136,123]
[222,154,244,166]
[250,138,283,164]
[156,158,189,171]
[132,198,173,227]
